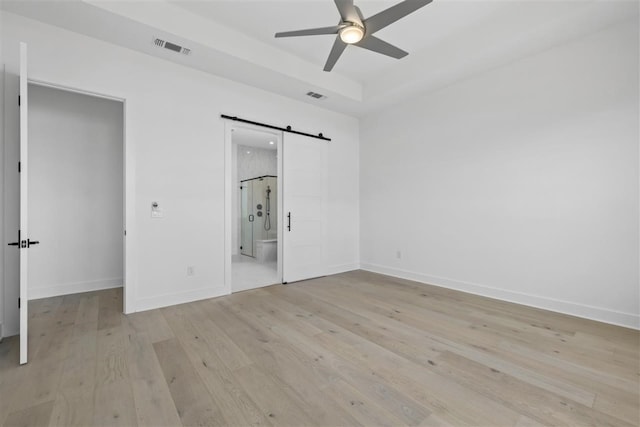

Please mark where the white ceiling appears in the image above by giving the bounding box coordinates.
[2,0,636,117]
[233,127,278,150]
[169,0,506,82]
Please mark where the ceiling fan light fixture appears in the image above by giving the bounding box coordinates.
[339,25,364,44]
[274,0,433,71]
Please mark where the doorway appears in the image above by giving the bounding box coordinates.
[229,126,282,292]
[224,119,331,293]
[28,83,125,305]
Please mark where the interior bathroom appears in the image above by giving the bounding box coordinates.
[241,175,277,260]
[231,127,279,292]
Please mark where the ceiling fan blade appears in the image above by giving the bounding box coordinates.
[275,25,341,38]
[364,0,432,34]
[324,36,348,71]
[356,35,408,59]
[334,0,363,26]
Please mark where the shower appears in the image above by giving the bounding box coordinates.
[264,185,271,231]
[240,176,277,258]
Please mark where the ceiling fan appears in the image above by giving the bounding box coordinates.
[275,0,433,72]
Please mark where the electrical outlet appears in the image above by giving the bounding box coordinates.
[187,266,195,277]
[396,250,402,259]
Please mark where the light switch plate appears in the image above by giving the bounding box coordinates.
[151,201,164,218]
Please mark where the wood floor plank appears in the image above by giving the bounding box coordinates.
[207,297,364,425]
[58,321,98,391]
[0,336,20,424]
[323,378,408,427]
[95,326,128,385]
[92,323,137,427]
[3,400,55,427]
[217,298,368,427]
[160,304,267,427]
[4,356,65,415]
[1,272,637,427]
[153,338,225,427]
[92,380,137,427]
[187,301,254,371]
[232,363,318,427]
[433,350,633,426]
[48,387,95,427]
[75,294,100,325]
[124,310,174,344]
[197,300,349,426]
[336,275,636,415]
[273,283,597,409]
[307,277,637,389]
[97,288,123,331]
[29,296,64,320]
[122,318,182,427]
[223,295,433,426]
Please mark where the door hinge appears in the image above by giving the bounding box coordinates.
[240,245,243,250]
[18,298,20,309]
[124,230,127,236]
[18,162,21,173]
[18,95,20,106]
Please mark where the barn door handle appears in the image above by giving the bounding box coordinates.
[287,212,291,231]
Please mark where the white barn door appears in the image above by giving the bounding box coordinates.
[282,133,328,283]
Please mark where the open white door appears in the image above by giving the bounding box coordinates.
[282,133,328,283]
[19,42,30,364]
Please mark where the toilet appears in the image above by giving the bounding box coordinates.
[256,239,277,263]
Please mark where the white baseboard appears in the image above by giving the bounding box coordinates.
[328,262,360,275]
[29,278,123,300]
[135,286,228,313]
[360,262,639,330]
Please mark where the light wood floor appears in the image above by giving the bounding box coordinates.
[0,270,638,427]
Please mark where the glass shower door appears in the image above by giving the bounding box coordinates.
[253,179,266,254]
[240,181,254,256]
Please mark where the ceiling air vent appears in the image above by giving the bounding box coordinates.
[306,91,327,100]
[153,37,192,56]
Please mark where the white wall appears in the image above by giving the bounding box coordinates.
[361,20,639,328]
[1,11,360,335]
[237,144,277,181]
[28,84,123,299]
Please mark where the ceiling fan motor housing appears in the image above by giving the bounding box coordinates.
[339,23,365,44]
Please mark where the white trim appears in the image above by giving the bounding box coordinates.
[28,79,125,103]
[360,262,640,330]
[123,98,134,314]
[135,286,227,313]
[28,278,123,300]
[328,262,360,275]
[223,120,232,295]
[277,134,283,284]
